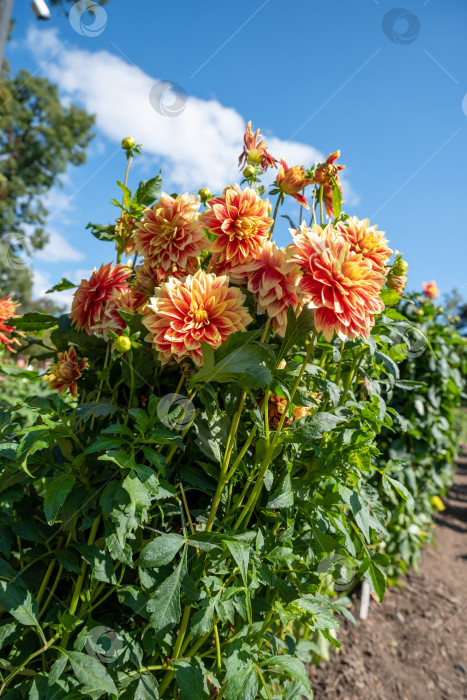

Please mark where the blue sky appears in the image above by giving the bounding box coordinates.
[7,0,467,307]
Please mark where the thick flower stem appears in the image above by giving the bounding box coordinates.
[158,604,191,697]
[269,194,283,238]
[338,348,366,406]
[205,319,270,531]
[234,330,317,530]
[319,186,324,227]
[116,155,133,264]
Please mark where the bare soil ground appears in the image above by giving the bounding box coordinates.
[310,456,467,699]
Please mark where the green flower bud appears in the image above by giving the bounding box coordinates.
[114,336,132,352]
[121,137,135,150]
[198,188,212,202]
[243,165,256,179]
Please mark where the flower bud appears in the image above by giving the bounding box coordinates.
[198,188,212,202]
[243,165,256,179]
[114,336,132,352]
[121,137,135,150]
[416,309,424,317]
[392,259,408,276]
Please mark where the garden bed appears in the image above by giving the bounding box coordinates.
[310,456,467,699]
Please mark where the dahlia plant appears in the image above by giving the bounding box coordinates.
[0,128,462,699]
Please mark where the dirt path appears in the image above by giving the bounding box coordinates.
[310,456,467,699]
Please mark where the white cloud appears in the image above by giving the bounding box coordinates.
[32,269,75,309]
[24,27,357,199]
[33,231,85,263]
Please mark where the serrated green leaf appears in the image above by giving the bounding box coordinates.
[139,534,185,567]
[43,473,76,525]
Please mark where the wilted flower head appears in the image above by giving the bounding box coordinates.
[276,159,313,210]
[47,346,87,397]
[135,193,208,271]
[0,293,21,352]
[131,260,191,310]
[423,281,439,299]
[337,217,392,271]
[314,151,345,219]
[97,288,137,340]
[69,263,131,335]
[290,225,386,341]
[229,241,302,336]
[200,185,273,270]
[238,121,277,171]
[387,274,407,295]
[143,269,252,366]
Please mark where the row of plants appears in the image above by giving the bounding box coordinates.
[0,125,465,699]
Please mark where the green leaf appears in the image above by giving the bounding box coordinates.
[139,534,185,567]
[173,658,209,700]
[366,559,387,601]
[74,544,116,584]
[278,306,314,361]
[225,662,258,700]
[76,402,121,422]
[133,672,159,699]
[7,312,58,331]
[147,552,185,630]
[189,331,264,387]
[117,180,132,208]
[384,474,414,512]
[43,473,76,525]
[136,174,162,206]
[380,288,401,306]
[225,541,249,588]
[264,655,312,693]
[0,581,39,626]
[190,604,215,640]
[267,472,294,509]
[122,471,151,511]
[330,175,342,219]
[63,650,118,696]
[285,412,345,443]
[46,278,77,294]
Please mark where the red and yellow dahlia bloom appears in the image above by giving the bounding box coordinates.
[290,225,386,341]
[337,217,392,272]
[200,185,273,270]
[229,241,302,336]
[135,193,207,271]
[47,346,87,397]
[422,281,439,299]
[0,293,21,352]
[143,269,252,366]
[69,263,131,335]
[238,121,277,171]
[131,261,194,310]
[276,159,313,210]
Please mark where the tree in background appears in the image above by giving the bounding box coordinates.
[0,59,94,304]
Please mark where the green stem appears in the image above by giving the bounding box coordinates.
[269,194,283,238]
[158,605,191,696]
[234,330,318,530]
[90,344,110,434]
[116,155,133,264]
[338,349,366,407]
[257,666,273,700]
[60,516,101,649]
[0,634,59,696]
[319,186,324,227]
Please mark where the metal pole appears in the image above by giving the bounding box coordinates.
[0,0,14,68]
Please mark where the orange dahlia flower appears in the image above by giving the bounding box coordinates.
[422,281,439,299]
[134,193,207,271]
[229,241,302,336]
[47,346,87,397]
[238,121,277,172]
[314,151,345,219]
[131,261,195,310]
[143,269,252,366]
[276,159,313,210]
[290,225,386,341]
[69,263,131,335]
[337,217,392,272]
[199,185,273,270]
[0,293,21,352]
